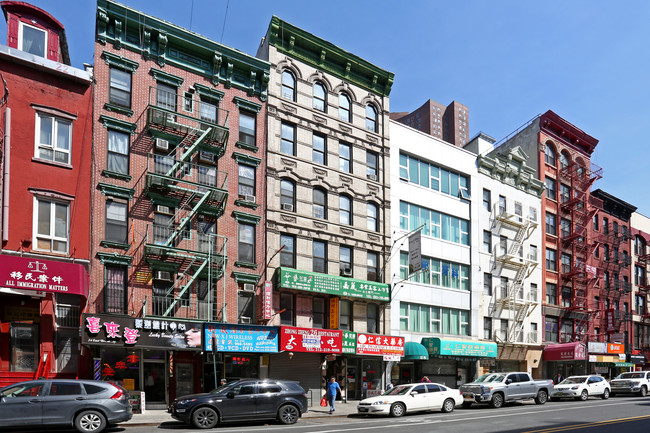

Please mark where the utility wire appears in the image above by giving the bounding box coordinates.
[189,0,194,30]
[220,0,230,43]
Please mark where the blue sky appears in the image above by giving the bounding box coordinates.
[8,1,650,214]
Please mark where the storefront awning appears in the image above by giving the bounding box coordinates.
[422,337,497,358]
[543,342,586,361]
[403,342,429,360]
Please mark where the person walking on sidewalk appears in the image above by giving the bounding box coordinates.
[326,377,341,414]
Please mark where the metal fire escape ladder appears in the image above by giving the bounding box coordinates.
[163,258,209,317]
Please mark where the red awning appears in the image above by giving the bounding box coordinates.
[543,342,586,361]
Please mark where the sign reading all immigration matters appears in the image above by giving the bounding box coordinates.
[280,326,343,353]
[356,333,404,356]
[275,268,389,301]
[0,255,88,297]
[204,323,278,353]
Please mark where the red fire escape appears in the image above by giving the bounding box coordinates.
[559,160,602,341]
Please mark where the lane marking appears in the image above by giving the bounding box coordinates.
[520,414,650,433]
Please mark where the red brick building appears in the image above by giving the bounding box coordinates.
[87,0,268,407]
[0,1,92,387]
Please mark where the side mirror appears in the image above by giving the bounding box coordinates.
[410,391,418,396]
[505,379,512,385]
[226,392,235,399]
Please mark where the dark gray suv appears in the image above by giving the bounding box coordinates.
[170,378,308,428]
[0,379,132,432]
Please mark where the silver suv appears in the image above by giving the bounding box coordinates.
[610,371,650,397]
[0,379,132,432]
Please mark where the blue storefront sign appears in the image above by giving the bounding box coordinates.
[421,337,497,358]
[204,323,279,353]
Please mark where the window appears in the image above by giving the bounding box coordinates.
[400,302,470,336]
[561,286,572,308]
[339,195,352,225]
[545,143,556,166]
[198,98,218,126]
[104,266,127,314]
[561,253,571,274]
[500,276,509,298]
[238,223,255,263]
[339,93,351,122]
[636,236,646,256]
[109,67,132,108]
[499,319,508,341]
[156,82,177,112]
[313,240,327,274]
[594,214,599,231]
[280,234,295,268]
[366,151,378,178]
[484,318,492,339]
[530,283,538,302]
[280,292,294,325]
[561,218,571,237]
[107,130,129,174]
[483,231,492,253]
[367,303,378,333]
[546,283,557,305]
[498,195,506,213]
[281,122,296,156]
[340,300,352,330]
[36,113,71,164]
[398,252,469,290]
[339,142,351,172]
[340,246,352,276]
[530,245,538,262]
[153,207,173,244]
[313,188,327,219]
[238,164,255,198]
[313,297,325,328]
[603,217,609,234]
[366,104,377,132]
[238,288,254,324]
[499,236,507,256]
[483,189,491,211]
[546,248,557,271]
[546,213,557,236]
[313,134,326,165]
[105,199,127,243]
[313,82,327,112]
[367,251,378,282]
[604,244,610,261]
[561,320,573,343]
[367,202,378,232]
[545,316,559,342]
[239,111,256,145]
[484,273,492,296]
[560,184,570,203]
[281,70,296,101]
[399,153,469,198]
[545,177,556,200]
[19,22,46,56]
[35,198,69,253]
[280,179,295,211]
[399,201,469,246]
[560,151,570,169]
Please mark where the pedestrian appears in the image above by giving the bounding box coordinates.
[420,376,431,383]
[326,377,341,414]
[554,372,564,385]
[220,378,227,387]
[386,380,395,391]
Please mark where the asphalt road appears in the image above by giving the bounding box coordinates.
[8,395,650,433]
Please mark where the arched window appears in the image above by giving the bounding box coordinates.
[635,236,646,256]
[339,195,352,225]
[365,104,377,132]
[313,187,327,219]
[280,179,295,211]
[281,70,296,101]
[339,93,351,122]
[313,82,326,112]
[367,202,378,232]
[545,143,556,166]
[560,151,570,169]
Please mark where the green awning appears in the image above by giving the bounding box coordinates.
[403,342,429,360]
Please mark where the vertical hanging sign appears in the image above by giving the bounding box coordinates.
[263,281,273,320]
[408,230,422,274]
[329,297,339,329]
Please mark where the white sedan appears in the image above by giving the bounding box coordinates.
[357,382,463,417]
[550,375,610,401]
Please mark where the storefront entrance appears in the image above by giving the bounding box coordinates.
[175,363,193,398]
[143,361,166,408]
[10,323,38,372]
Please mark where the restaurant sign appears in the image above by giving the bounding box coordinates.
[0,255,88,297]
[280,326,342,353]
[81,313,202,351]
[204,323,278,353]
[275,267,389,301]
[356,333,404,357]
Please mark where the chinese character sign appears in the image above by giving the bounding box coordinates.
[276,268,389,301]
[356,333,404,356]
[204,323,278,353]
[263,281,273,320]
[0,255,88,296]
[329,297,339,329]
[280,326,342,353]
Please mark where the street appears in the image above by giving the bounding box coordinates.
[11,395,650,433]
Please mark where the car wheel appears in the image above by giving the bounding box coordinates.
[390,402,406,417]
[192,407,219,429]
[490,393,504,409]
[601,388,610,399]
[277,404,300,425]
[462,401,473,408]
[535,390,548,405]
[74,410,107,433]
[579,390,589,401]
[639,386,647,397]
[441,398,455,413]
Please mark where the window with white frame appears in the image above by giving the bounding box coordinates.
[484,318,492,339]
[35,198,69,253]
[367,251,378,282]
[399,201,469,246]
[107,130,129,174]
[399,153,469,199]
[399,252,469,290]
[109,67,132,108]
[313,82,327,112]
[105,199,128,244]
[339,93,351,122]
[339,299,352,330]
[313,187,327,219]
[238,287,254,324]
[104,266,127,314]
[239,111,256,145]
[238,164,255,198]
[281,70,296,101]
[399,302,469,336]
[36,113,72,164]
[237,223,255,263]
[367,202,378,231]
[339,142,351,172]
[19,22,46,57]
[367,303,378,333]
[313,133,327,165]
[366,104,377,132]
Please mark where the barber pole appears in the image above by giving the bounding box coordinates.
[169,352,174,377]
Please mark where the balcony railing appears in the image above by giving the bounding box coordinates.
[143,295,215,320]
[144,224,227,259]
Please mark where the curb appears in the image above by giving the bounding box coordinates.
[122,412,350,427]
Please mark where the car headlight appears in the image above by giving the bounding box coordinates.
[630,381,640,386]
[570,386,579,390]
[179,398,197,405]
[372,400,389,405]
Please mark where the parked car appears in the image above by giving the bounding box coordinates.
[169,378,308,428]
[459,372,553,408]
[357,382,463,417]
[0,379,132,433]
[550,375,610,401]
[610,371,650,397]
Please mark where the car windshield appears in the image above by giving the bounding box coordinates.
[474,374,498,383]
[561,377,587,384]
[383,385,413,396]
[616,372,645,379]
[488,374,507,383]
[209,382,234,394]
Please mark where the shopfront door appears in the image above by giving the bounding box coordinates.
[143,361,166,408]
[11,323,38,372]
[175,363,193,398]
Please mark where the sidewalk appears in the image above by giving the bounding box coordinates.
[123,402,359,427]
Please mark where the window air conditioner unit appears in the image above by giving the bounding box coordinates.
[154,271,173,281]
[367,174,378,181]
[199,151,215,164]
[281,203,294,212]
[244,194,256,203]
[341,267,352,277]
[156,205,172,215]
[242,283,255,292]
[155,138,169,151]
[240,317,252,324]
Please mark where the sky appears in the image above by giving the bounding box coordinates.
[6,0,650,214]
